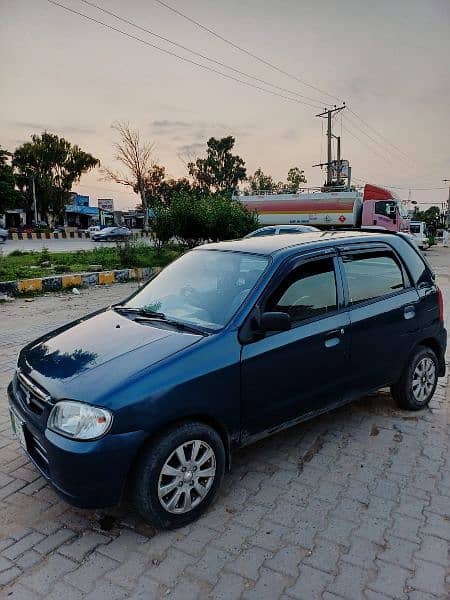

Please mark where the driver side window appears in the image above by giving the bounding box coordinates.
[267,258,337,324]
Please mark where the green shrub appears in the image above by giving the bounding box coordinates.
[151,205,174,249]
[171,193,208,248]
[207,195,258,241]
[54,264,70,273]
[38,247,51,264]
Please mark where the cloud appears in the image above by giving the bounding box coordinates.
[177,141,205,157]
[13,121,96,135]
[151,120,193,133]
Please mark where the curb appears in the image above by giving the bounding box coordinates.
[7,231,151,241]
[0,267,160,297]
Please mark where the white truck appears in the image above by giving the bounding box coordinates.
[409,221,428,250]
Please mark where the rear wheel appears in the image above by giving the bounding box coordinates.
[132,422,225,529]
[391,346,438,410]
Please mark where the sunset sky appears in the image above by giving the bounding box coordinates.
[1,0,449,210]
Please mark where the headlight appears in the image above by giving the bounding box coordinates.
[48,401,113,440]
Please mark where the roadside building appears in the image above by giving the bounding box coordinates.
[65,193,99,229]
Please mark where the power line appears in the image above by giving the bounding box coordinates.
[47,0,323,110]
[348,108,413,163]
[341,123,392,166]
[343,113,413,167]
[154,0,418,169]
[78,0,327,108]
[154,0,342,104]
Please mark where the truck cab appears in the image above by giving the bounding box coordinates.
[360,184,410,233]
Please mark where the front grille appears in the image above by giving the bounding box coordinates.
[17,371,51,416]
[24,428,50,476]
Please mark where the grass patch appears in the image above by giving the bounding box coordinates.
[0,243,184,282]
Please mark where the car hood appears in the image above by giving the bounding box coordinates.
[19,309,203,401]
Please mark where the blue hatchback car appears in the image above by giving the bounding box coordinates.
[8,231,446,528]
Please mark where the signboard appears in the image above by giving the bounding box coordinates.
[71,194,89,207]
[330,160,349,179]
[98,198,114,212]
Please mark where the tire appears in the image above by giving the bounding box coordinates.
[0,236,5,243]
[132,422,225,529]
[391,346,438,410]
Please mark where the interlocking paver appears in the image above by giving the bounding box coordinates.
[0,255,449,599]
[408,559,448,598]
[286,563,333,599]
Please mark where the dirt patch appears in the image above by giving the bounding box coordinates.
[297,433,326,474]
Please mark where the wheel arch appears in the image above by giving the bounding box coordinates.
[415,337,446,376]
[123,414,232,502]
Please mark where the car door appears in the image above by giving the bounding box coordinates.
[338,243,421,397]
[240,249,351,440]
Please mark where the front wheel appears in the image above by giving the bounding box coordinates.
[132,422,225,529]
[391,346,438,410]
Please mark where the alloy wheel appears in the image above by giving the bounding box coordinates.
[157,439,216,514]
[412,357,436,403]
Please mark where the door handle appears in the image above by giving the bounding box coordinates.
[324,328,344,348]
[404,305,416,320]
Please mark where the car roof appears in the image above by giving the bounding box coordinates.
[197,230,402,256]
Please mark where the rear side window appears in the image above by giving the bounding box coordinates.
[268,258,337,323]
[251,228,276,237]
[342,251,405,305]
[398,239,433,288]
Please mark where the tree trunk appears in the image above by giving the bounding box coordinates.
[140,184,149,232]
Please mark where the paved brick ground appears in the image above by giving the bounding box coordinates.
[0,248,449,599]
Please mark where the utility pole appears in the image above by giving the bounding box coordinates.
[312,104,346,188]
[443,179,450,228]
[31,175,38,225]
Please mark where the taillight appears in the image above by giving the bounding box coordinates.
[437,286,444,322]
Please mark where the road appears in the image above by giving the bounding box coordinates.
[1,237,153,254]
[0,246,449,598]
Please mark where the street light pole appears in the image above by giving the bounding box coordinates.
[443,180,450,228]
[31,175,38,225]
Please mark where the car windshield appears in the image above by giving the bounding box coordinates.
[124,249,269,331]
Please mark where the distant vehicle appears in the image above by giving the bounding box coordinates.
[92,226,131,241]
[244,224,320,238]
[0,227,8,243]
[409,221,429,250]
[8,230,446,529]
[82,225,101,236]
[236,183,410,233]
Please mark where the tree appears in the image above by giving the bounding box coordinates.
[247,168,275,194]
[188,136,246,195]
[207,195,259,241]
[104,122,155,231]
[13,133,99,223]
[170,193,208,247]
[142,163,166,208]
[413,206,442,230]
[286,167,307,191]
[0,146,22,215]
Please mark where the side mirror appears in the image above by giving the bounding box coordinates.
[387,205,396,217]
[260,311,291,332]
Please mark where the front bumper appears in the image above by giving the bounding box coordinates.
[8,381,147,508]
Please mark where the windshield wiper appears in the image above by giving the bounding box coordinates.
[134,314,207,336]
[113,305,207,335]
[112,305,165,317]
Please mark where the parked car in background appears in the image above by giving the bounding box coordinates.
[244,224,320,238]
[8,231,446,529]
[410,221,429,250]
[0,227,8,242]
[92,226,131,241]
[81,225,101,236]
